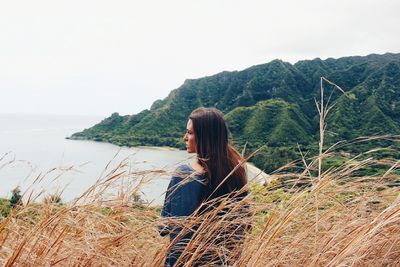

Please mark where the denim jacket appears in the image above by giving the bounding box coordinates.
[159,164,251,266]
[159,164,206,266]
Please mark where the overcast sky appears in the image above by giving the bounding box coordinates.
[1,0,399,117]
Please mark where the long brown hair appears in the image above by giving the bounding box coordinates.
[189,107,248,199]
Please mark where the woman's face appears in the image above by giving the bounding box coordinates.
[184,119,196,153]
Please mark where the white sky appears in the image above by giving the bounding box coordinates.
[0,0,399,116]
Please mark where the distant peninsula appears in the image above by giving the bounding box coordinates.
[69,53,400,171]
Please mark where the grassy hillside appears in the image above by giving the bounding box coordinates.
[2,74,400,264]
[0,142,398,266]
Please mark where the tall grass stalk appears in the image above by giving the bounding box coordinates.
[314,77,346,257]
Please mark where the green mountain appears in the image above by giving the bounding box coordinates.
[70,53,400,171]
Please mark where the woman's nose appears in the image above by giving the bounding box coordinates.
[183,133,187,141]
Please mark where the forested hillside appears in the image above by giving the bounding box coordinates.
[70,53,400,171]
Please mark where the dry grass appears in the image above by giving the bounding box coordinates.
[0,77,399,266]
[0,153,398,266]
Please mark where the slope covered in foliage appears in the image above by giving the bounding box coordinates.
[70,53,400,171]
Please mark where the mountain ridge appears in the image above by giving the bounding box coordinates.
[69,52,400,171]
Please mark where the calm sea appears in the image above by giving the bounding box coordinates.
[0,114,190,205]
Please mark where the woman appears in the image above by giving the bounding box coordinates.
[159,107,250,266]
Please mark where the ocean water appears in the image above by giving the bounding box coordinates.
[0,114,190,205]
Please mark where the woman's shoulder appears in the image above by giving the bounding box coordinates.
[175,164,194,173]
[174,164,202,174]
[173,164,206,182]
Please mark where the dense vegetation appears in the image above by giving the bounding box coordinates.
[69,53,400,172]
